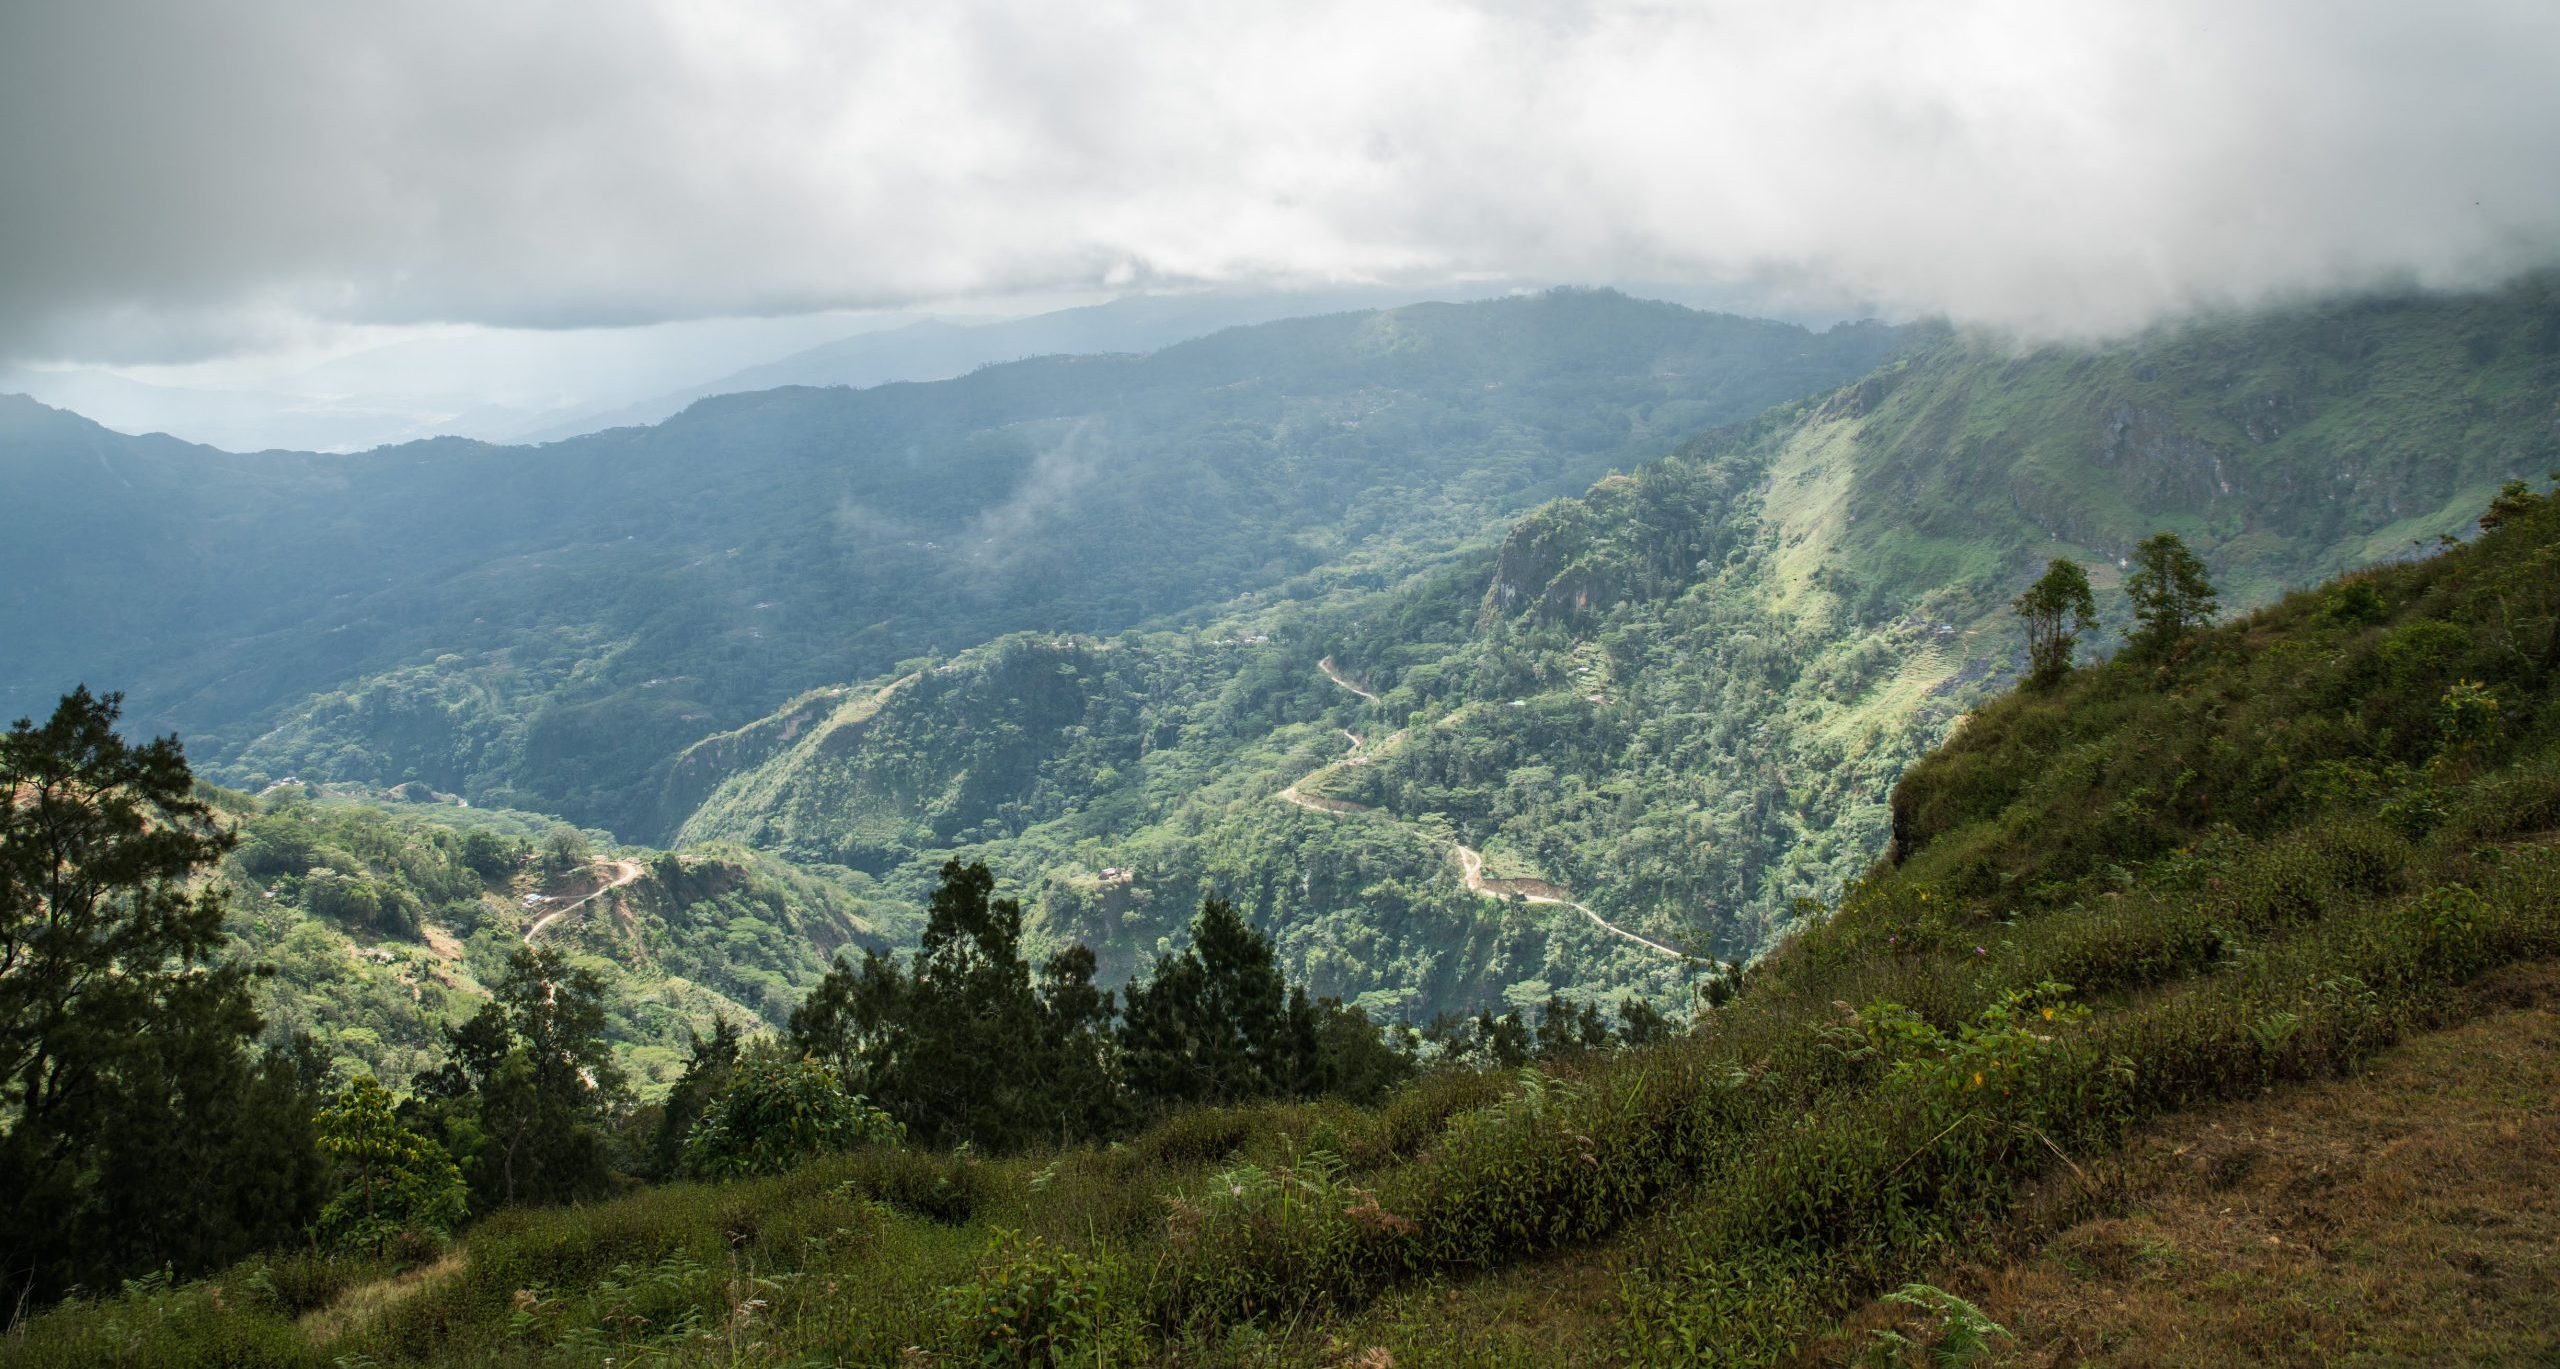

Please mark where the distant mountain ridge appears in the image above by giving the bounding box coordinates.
[519,286,1525,442]
[15,277,2554,1024]
[2,289,1906,843]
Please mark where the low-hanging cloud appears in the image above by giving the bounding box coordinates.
[6,0,2559,363]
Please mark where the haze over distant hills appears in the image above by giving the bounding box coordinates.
[0,287,1530,454]
[14,4,2560,1351]
[0,284,1857,455]
[0,310,916,454]
[2,289,1903,846]
[667,274,2560,1018]
[516,285,1535,443]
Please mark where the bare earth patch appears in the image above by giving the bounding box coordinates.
[1832,962,2560,1366]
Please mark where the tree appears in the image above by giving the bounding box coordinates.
[458,828,522,881]
[677,1049,902,1179]
[539,825,592,875]
[789,947,906,1096]
[0,687,326,1304]
[1616,996,1676,1046]
[1468,1008,1534,1068]
[1298,994,1415,1105]
[1533,992,1611,1058]
[314,1075,468,1257]
[1118,898,1307,1111]
[2478,478,2540,532]
[2012,558,2097,688]
[1033,942,1129,1142]
[647,1017,742,1179]
[2124,532,2218,660]
[789,861,1117,1152]
[410,944,625,1210]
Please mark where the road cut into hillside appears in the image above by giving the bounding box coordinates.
[1283,659,1695,963]
[523,858,645,943]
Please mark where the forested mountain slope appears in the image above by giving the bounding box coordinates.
[669,278,2560,1022]
[0,291,1901,838]
[198,786,913,1091]
[21,462,2556,1368]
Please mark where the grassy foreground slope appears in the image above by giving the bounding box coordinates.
[1828,962,2560,1364]
[14,479,2555,1365]
[669,278,2560,1024]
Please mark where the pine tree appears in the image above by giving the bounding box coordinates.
[1617,997,1675,1046]
[1533,992,1611,1057]
[2124,532,2218,661]
[1119,897,1307,1110]
[788,946,907,1095]
[1470,1008,1534,1068]
[2012,558,2098,688]
[791,861,1119,1151]
[1298,994,1415,1104]
[0,687,326,1304]
[1032,943,1127,1144]
[887,862,1052,1149]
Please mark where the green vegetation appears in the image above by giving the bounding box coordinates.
[786,860,1128,1151]
[670,276,2560,1029]
[17,279,2557,1044]
[675,1053,902,1180]
[0,290,1903,841]
[404,945,629,1211]
[789,863,1419,1154]
[312,1075,469,1259]
[0,689,326,1305]
[205,786,905,1089]
[10,278,2560,1358]
[10,467,2554,1366]
[2012,558,2096,688]
[2121,530,2218,661]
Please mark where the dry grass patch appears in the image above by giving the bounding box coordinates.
[1828,962,2560,1367]
[297,1251,467,1346]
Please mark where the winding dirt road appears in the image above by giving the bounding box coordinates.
[1316,656,1380,704]
[1276,728,1378,813]
[524,858,645,944]
[1282,661,1694,963]
[1450,843,1694,961]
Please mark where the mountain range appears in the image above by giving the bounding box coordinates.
[7,278,2557,1032]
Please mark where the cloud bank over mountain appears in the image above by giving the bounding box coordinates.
[7,0,2558,362]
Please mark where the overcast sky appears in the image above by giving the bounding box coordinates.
[6,0,2559,368]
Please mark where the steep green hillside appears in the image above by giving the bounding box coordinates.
[667,278,2560,1023]
[1,291,1902,839]
[202,787,910,1090]
[19,470,2555,1368]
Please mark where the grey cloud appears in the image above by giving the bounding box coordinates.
[5,0,2558,362]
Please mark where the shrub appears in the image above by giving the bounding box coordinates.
[937,1230,1129,1365]
[679,1052,904,1180]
